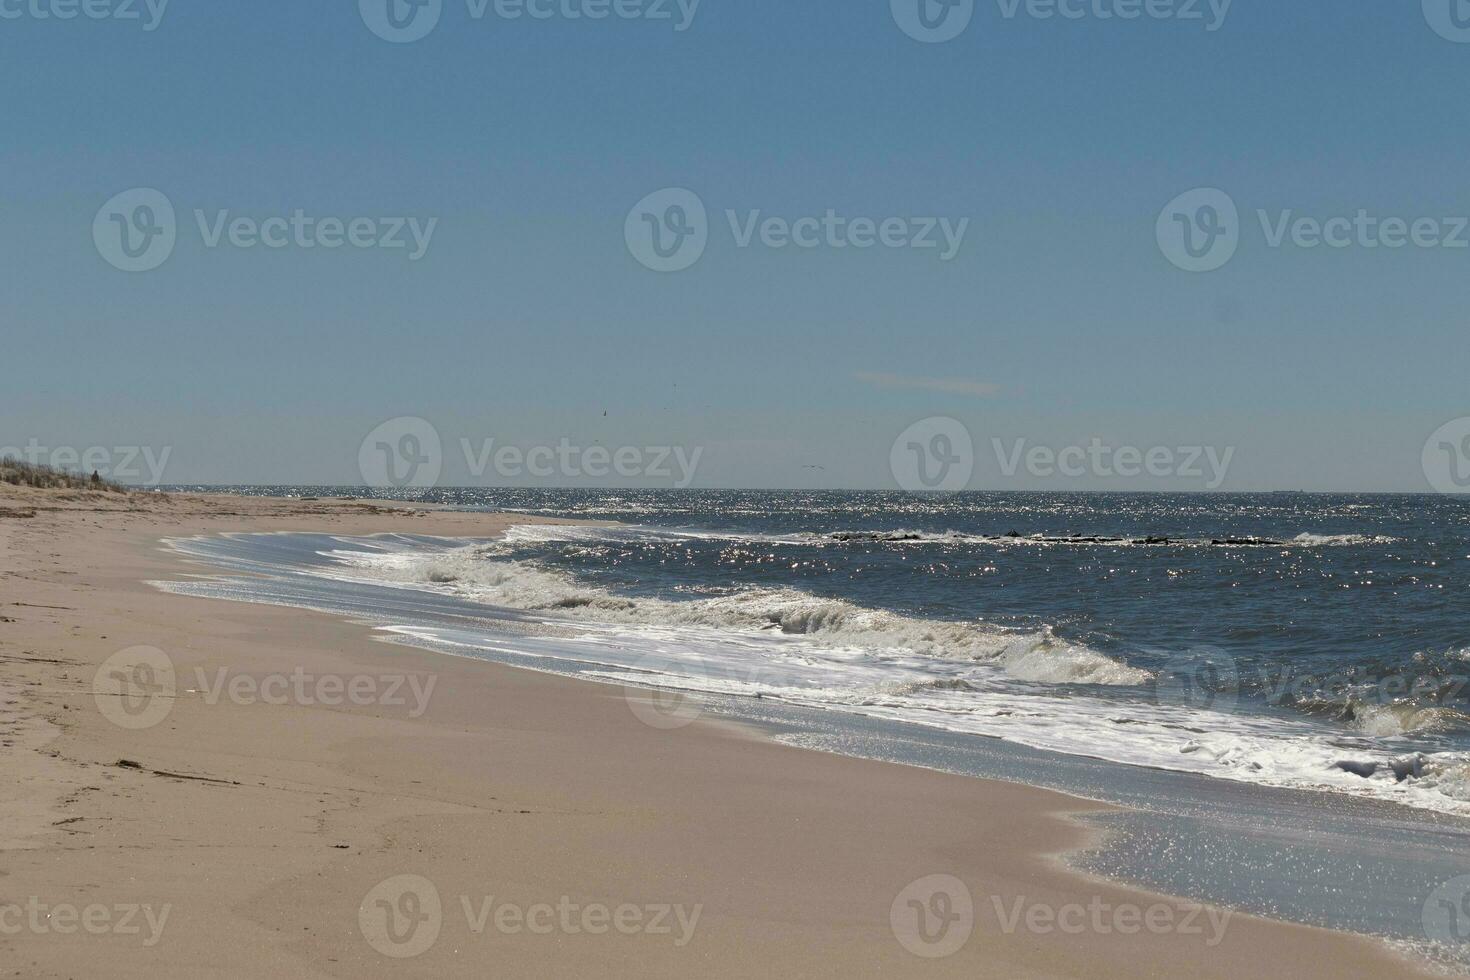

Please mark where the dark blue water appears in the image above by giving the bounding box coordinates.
[485,490,1469,685]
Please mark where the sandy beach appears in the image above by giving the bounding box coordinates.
[0,485,1437,978]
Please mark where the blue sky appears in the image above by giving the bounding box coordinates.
[5,1,1469,490]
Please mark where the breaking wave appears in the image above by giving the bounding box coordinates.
[1339,702,1469,738]
[320,544,1151,687]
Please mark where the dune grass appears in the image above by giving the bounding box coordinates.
[0,457,127,492]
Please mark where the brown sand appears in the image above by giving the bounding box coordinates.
[0,486,1435,978]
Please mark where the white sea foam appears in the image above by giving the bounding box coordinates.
[319,542,1151,687]
[1290,533,1399,547]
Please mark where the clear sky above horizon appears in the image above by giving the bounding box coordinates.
[5,1,1470,491]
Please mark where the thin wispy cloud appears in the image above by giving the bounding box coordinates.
[854,371,1001,398]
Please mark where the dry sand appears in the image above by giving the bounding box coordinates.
[0,486,1436,977]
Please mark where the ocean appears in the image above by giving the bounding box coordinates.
[152,488,1470,966]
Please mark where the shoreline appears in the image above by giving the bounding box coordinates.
[0,487,1441,977]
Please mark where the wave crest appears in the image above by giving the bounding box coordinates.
[325,546,1151,687]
